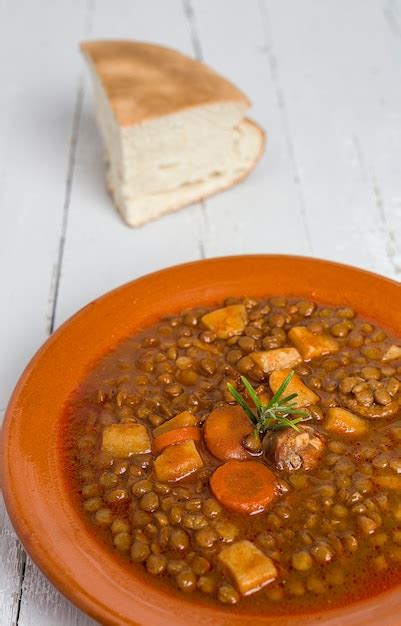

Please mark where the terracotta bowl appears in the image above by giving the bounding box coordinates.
[2,255,401,626]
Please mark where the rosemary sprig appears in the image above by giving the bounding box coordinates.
[227,370,308,437]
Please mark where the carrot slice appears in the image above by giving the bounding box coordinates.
[153,426,200,453]
[153,411,196,437]
[204,405,253,461]
[210,460,277,514]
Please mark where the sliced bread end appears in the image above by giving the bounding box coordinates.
[108,119,265,228]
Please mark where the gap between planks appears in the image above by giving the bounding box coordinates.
[47,0,95,335]
[14,77,84,626]
[183,0,210,260]
[351,134,401,277]
[257,0,313,254]
[383,0,401,38]
[47,78,84,335]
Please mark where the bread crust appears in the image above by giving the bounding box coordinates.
[81,40,251,127]
[107,119,266,227]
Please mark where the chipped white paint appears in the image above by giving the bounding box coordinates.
[0,0,400,624]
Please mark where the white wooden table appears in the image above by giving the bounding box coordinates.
[1,1,401,624]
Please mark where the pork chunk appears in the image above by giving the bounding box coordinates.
[264,425,325,472]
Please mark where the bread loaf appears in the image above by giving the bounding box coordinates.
[81,40,265,227]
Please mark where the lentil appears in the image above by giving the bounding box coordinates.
[292,551,313,571]
[131,541,150,562]
[218,585,240,604]
[176,569,197,592]
[114,532,132,551]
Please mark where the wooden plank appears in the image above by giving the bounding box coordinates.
[54,0,204,326]
[0,0,89,413]
[17,556,97,626]
[255,0,401,277]
[0,1,91,624]
[351,0,401,276]
[189,0,311,259]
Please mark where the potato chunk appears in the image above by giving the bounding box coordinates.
[102,423,151,458]
[153,411,197,437]
[201,305,247,339]
[154,440,203,482]
[325,407,368,437]
[218,540,277,596]
[383,344,401,362]
[269,369,319,407]
[251,347,302,373]
[288,326,339,360]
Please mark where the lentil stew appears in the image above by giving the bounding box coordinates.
[63,296,401,614]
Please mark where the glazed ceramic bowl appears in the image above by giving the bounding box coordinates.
[2,255,401,626]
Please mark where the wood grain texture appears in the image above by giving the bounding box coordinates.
[17,556,97,626]
[1,0,401,624]
[0,493,25,626]
[0,0,88,414]
[260,0,401,277]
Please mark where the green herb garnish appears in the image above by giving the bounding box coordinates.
[227,370,308,437]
